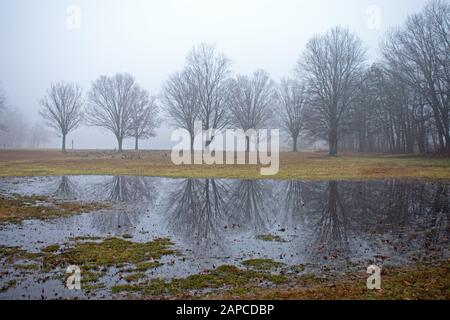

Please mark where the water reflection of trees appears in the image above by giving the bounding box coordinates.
[299,181,350,259]
[227,180,275,234]
[95,176,158,203]
[164,179,229,254]
[90,176,159,234]
[279,180,305,226]
[351,180,449,253]
[284,179,449,262]
[51,176,79,199]
[163,178,277,254]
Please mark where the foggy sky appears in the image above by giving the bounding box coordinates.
[0,0,428,150]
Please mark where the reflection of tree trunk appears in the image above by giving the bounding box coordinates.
[90,176,158,234]
[53,176,78,199]
[165,179,229,253]
[313,181,349,256]
[228,180,273,233]
[97,176,158,203]
[428,184,449,244]
[282,180,304,225]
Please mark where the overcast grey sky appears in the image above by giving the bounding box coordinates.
[0,0,429,149]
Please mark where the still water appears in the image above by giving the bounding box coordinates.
[0,176,448,298]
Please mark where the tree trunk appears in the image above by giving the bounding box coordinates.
[328,124,338,156]
[135,136,139,151]
[245,136,250,153]
[118,137,123,152]
[190,133,194,164]
[292,135,298,152]
[62,133,66,152]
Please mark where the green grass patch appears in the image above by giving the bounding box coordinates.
[256,235,286,242]
[112,264,289,296]
[43,237,176,272]
[0,194,109,224]
[241,259,284,270]
[41,245,60,253]
[0,280,17,292]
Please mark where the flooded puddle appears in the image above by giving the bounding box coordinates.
[0,176,448,299]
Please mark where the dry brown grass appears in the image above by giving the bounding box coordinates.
[203,262,450,300]
[0,149,449,180]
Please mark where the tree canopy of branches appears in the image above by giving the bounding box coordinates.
[129,89,160,150]
[228,70,275,151]
[228,70,274,130]
[162,70,201,151]
[186,43,231,145]
[87,73,153,152]
[186,43,231,131]
[298,26,367,155]
[39,82,84,151]
[162,43,231,150]
[276,79,307,152]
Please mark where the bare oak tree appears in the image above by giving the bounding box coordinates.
[276,79,307,152]
[162,70,201,151]
[128,88,160,151]
[186,43,231,144]
[39,82,83,151]
[228,69,275,151]
[87,73,137,152]
[298,27,366,155]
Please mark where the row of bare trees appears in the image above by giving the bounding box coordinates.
[161,1,448,156]
[162,43,276,152]
[0,85,52,148]
[301,0,449,155]
[2,0,447,155]
[39,74,160,152]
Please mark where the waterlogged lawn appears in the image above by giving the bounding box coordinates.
[1,237,448,299]
[0,175,448,299]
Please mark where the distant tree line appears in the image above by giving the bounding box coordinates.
[0,0,448,155]
[162,0,449,155]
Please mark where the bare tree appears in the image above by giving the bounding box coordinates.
[87,73,138,152]
[0,84,6,132]
[39,82,83,152]
[228,70,275,151]
[162,70,201,151]
[0,107,29,148]
[276,78,307,152]
[298,27,366,155]
[28,123,52,148]
[186,43,231,144]
[128,88,160,151]
[382,0,450,153]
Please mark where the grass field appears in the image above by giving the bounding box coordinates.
[0,149,449,180]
